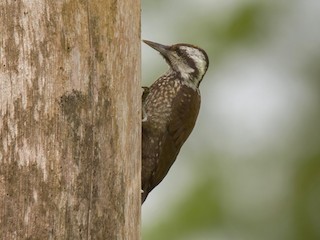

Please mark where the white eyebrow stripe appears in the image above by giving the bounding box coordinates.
[180,46,206,62]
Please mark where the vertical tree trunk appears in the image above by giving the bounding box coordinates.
[0,0,140,239]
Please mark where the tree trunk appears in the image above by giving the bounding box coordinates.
[0,0,141,239]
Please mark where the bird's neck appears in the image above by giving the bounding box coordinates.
[165,68,199,91]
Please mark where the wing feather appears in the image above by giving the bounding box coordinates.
[150,87,200,191]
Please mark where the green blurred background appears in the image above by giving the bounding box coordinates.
[141,0,320,239]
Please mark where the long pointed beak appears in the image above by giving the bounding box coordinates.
[143,40,170,55]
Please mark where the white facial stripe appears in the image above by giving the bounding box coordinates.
[180,46,207,78]
[171,52,195,75]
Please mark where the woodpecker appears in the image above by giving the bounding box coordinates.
[142,40,209,203]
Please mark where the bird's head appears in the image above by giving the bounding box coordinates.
[143,40,209,88]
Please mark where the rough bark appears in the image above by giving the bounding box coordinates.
[0,0,141,239]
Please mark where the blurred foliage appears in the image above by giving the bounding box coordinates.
[143,178,223,240]
[293,155,320,240]
[176,2,280,61]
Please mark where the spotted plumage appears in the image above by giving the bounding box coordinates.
[142,40,209,203]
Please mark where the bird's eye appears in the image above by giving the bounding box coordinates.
[177,48,186,58]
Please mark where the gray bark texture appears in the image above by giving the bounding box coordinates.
[0,0,141,239]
